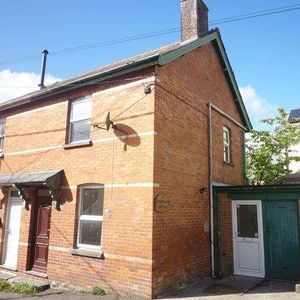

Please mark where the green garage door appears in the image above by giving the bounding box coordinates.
[263,200,300,280]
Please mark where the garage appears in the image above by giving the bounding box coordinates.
[215,184,300,281]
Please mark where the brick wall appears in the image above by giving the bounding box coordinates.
[217,192,233,276]
[0,42,248,297]
[0,70,156,297]
[152,42,246,296]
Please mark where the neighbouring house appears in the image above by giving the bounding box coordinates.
[212,111,300,282]
[215,183,300,281]
[288,108,300,172]
[0,0,297,298]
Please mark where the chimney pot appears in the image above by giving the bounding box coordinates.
[180,0,209,42]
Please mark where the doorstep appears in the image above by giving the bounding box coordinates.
[0,270,17,280]
[0,264,17,272]
[216,275,264,293]
[25,270,48,279]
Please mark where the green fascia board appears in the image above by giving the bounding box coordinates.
[158,31,252,131]
[215,184,300,201]
[42,57,158,96]
[229,192,267,200]
[158,33,218,66]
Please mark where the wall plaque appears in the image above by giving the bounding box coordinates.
[154,194,171,213]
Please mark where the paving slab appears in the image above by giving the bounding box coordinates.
[163,277,215,298]
[202,282,243,296]
[217,275,264,293]
[0,270,16,280]
[8,276,50,291]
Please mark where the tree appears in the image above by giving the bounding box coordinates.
[246,108,300,185]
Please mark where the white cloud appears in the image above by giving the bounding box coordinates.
[0,69,60,103]
[240,85,278,127]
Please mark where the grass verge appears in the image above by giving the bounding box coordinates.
[0,280,41,295]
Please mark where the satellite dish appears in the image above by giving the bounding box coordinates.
[93,112,114,131]
[105,112,114,131]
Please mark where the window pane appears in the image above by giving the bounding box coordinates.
[70,119,90,143]
[237,204,258,238]
[79,220,102,246]
[0,137,3,150]
[81,188,103,216]
[0,123,4,135]
[71,99,92,122]
[223,129,229,144]
[224,146,230,162]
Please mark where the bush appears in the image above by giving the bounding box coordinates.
[91,286,105,296]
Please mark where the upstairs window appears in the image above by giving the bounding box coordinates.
[223,126,231,163]
[0,120,5,154]
[77,185,104,250]
[69,96,92,143]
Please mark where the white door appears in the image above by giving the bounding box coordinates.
[3,191,23,269]
[232,200,265,278]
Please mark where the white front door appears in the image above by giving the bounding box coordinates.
[232,200,265,278]
[3,192,23,269]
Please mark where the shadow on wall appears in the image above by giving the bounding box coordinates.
[113,123,141,151]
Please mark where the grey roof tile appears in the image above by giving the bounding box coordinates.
[288,108,300,123]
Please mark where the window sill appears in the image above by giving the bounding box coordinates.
[224,161,235,167]
[63,140,92,150]
[70,248,104,259]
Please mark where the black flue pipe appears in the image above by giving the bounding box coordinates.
[38,49,49,89]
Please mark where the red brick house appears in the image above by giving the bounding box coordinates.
[0,0,252,297]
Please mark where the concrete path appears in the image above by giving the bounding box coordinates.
[0,279,299,300]
[0,289,143,300]
[164,279,300,300]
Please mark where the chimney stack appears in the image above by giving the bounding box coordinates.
[180,0,209,42]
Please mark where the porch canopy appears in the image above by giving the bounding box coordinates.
[0,170,63,189]
[0,170,64,210]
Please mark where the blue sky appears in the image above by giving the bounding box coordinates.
[0,0,300,128]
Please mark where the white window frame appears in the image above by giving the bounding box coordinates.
[223,126,231,163]
[76,185,104,250]
[0,119,5,153]
[68,96,92,144]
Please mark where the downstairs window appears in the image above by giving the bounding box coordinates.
[77,185,104,250]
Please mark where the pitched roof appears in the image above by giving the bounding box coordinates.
[273,172,300,185]
[0,41,182,110]
[0,29,252,131]
[288,108,300,123]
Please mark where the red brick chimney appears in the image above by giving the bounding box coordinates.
[180,0,209,42]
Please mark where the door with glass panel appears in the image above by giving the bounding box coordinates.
[232,201,265,278]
